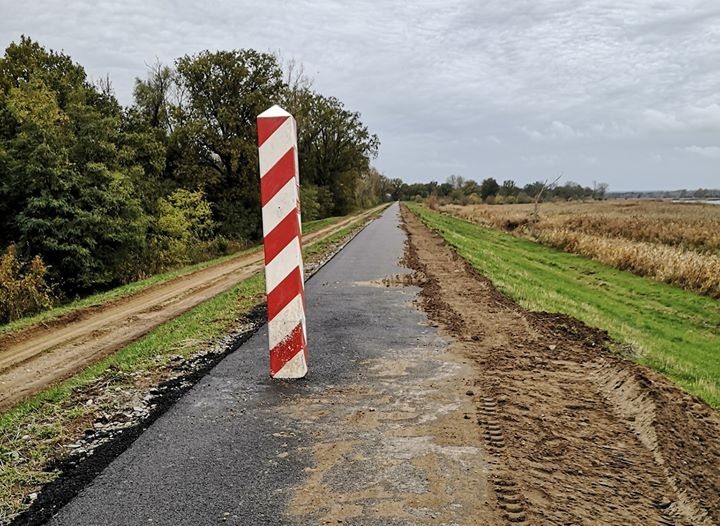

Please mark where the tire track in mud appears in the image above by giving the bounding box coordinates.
[479,396,529,525]
[401,204,720,526]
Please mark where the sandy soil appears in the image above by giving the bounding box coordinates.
[285,300,504,526]
[401,205,720,526]
[0,208,379,411]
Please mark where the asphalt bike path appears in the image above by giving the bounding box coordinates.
[47,202,479,525]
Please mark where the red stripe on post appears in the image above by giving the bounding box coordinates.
[269,323,306,376]
[264,208,301,265]
[267,266,304,321]
[257,116,289,147]
[258,105,306,379]
[260,148,296,206]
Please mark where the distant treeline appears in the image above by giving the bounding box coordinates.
[0,37,388,315]
[389,175,608,205]
[609,188,720,199]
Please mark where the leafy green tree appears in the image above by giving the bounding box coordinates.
[1,38,384,308]
[118,109,168,213]
[0,37,149,293]
[499,179,518,196]
[462,180,481,196]
[354,167,390,208]
[480,177,500,200]
[438,182,453,197]
[133,62,174,131]
[522,181,546,199]
[172,49,285,241]
[294,91,379,215]
[299,184,322,221]
[149,189,214,269]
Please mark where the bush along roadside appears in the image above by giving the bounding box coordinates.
[0,214,377,526]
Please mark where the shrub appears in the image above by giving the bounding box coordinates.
[467,193,482,205]
[516,192,532,204]
[0,245,55,323]
[148,190,215,271]
[300,184,322,221]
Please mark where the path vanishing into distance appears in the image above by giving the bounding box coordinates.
[0,207,380,411]
[28,204,720,525]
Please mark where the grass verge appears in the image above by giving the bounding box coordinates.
[406,202,720,408]
[0,212,376,522]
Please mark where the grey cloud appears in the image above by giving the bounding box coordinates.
[677,145,720,158]
[1,0,719,190]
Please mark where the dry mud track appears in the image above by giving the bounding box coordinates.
[401,205,720,526]
[0,208,380,410]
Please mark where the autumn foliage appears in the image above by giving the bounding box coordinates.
[0,245,54,322]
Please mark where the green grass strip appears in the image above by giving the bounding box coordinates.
[0,273,265,519]
[0,273,265,432]
[406,203,720,408]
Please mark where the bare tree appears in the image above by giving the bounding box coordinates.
[282,56,313,93]
[94,73,114,98]
[134,59,176,131]
[597,182,609,200]
[531,173,562,224]
[591,180,610,200]
[447,174,465,190]
[275,53,314,121]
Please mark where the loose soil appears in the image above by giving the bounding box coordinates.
[401,204,720,526]
[0,208,380,411]
[285,301,502,525]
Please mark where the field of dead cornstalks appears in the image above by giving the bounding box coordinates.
[441,200,720,298]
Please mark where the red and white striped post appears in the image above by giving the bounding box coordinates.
[257,105,308,379]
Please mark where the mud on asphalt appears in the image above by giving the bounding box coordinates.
[400,204,720,526]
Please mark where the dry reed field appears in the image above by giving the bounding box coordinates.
[441,200,720,298]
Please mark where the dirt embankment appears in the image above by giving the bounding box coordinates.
[0,207,381,411]
[401,204,720,526]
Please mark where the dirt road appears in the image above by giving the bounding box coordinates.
[0,208,380,410]
[402,205,720,525]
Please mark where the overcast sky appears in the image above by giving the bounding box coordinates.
[1,1,719,191]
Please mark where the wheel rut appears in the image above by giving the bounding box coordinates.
[479,395,530,525]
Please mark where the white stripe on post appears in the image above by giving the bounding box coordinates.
[262,179,300,236]
[257,105,308,379]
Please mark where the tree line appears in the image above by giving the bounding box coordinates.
[388,175,608,204]
[610,188,720,199]
[0,37,387,321]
